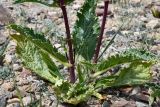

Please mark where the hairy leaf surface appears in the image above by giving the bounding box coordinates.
[94,49,156,77]
[12,35,61,83]
[73,0,100,60]
[14,0,74,7]
[95,62,152,88]
[112,62,152,86]
[63,83,101,105]
[10,24,70,67]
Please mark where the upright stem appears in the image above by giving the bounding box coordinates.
[59,0,75,83]
[93,0,109,63]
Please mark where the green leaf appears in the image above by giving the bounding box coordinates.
[73,0,100,60]
[14,0,74,7]
[95,75,118,88]
[63,83,97,105]
[14,35,60,83]
[80,61,97,71]
[112,62,152,86]
[40,51,63,78]
[94,49,157,77]
[95,62,152,88]
[77,64,84,83]
[10,24,70,67]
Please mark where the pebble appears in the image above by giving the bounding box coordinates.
[130,87,141,95]
[7,98,20,104]
[72,4,81,10]
[22,96,32,106]
[18,85,31,93]
[96,8,112,16]
[6,103,20,107]
[1,82,14,92]
[0,5,14,24]
[17,77,29,86]
[151,44,160,54]
[96,8,104,16]
[111,99,129,107]
[140,16,148,23]
[4,54,13,64]
[136,101,148,107]
[0,96,7,107]
[102,101,110,107]
[48,11,57,17]
[13,64,22,71]
[0,34,6,45]
[146,19,160,29]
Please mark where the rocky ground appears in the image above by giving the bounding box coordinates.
[0,0,160,107]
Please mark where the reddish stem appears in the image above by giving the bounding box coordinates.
[93,0,109,63]
[59,0,75,83]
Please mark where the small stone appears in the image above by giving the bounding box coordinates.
[20,68,32,78]
[96,8,104,16]
[4,54,13,64]
[50,95,56,101]
[151,45,160,53]
[22,96,32,106]
[131,0,142,4]
[146,19,160,29]
[96,8,112,16]
[56,19,63,25]
[97,2,104,9]
[111,99,129,107]
[18,85,31,93]
[6,103,20,107]
[1,82,14,91]
[73,4,81,10]
[136,101,148,107]
[54,43,61,48]
[120,87,133,94]
[125,101,136,107]
[8,41,17,47]
[140,16,148,23]
[17,77,29,86]
[121,31,132,35]
[102,101,110,107]
[0,5,14,24]
[0,96,7,107]
[134,93,149,102]
[13,64,22,71]
[7,98,20,104]
[0,34,6,45]
[130,87,141,95]
[48,11,57,16]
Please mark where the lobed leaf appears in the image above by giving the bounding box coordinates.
[95,62,152,88]
[63,83,99,105]
[94,49,157,77]
[10,24,70,67]
[112,62,152,86]
[73,0,100,61]
[13,35,61,83]
[14,0,74,7]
